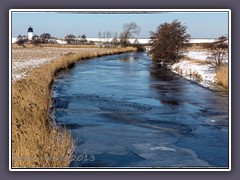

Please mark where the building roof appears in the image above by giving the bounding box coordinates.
[28,26,33,32]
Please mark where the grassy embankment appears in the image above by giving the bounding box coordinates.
[12,46,136,167]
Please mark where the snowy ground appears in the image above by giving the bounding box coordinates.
[184,51,210,61]
[11,47,101,82]
[172,50,228,88]
[12,57,57,81]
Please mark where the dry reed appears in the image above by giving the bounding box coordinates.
[182,56,208,65]
[215,64,228,89]
[12,47,136,168]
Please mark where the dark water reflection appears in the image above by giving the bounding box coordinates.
[51,52,229,168]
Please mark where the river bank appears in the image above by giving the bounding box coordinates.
[171,50,228,91]
[11,46,136,167]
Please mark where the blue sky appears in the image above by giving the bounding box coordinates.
[11,11,229,38]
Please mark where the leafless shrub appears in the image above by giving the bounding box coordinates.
[206,36,228,70]
[119,22,140,47]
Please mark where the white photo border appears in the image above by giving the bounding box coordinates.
[9,9,231,171]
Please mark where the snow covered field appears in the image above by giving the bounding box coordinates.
[184,51,209,61]
[11,47,102,81]
[172,50,228,88]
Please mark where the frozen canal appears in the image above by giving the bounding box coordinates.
[51,52,229,168]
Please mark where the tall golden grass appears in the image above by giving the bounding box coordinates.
[215,64,228,89]
[12,47,136,168]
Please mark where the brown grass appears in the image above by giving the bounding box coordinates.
[215,64,228,89]
[182,56,208,65]
[12,47,136,168]
[12,63,75,167]
[12,46,102,61]
[173,65,183,75]
[187,44,208,51]
[174,66,202,82]
[192,71,203,82]
[13,43,98,49]
[40,44,98,48]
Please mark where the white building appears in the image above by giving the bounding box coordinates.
[27,26,34,41]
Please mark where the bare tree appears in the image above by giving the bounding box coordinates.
[65,34,76,44]
[32,35,42,46]
[103,31,106,44]
[40,33,51,39]
[16,34,28,47]
[110,32,119,47]
[80,34,87,44]
[17,34,23,41]
[111,38,118,47]
[106,31,112,43]
[40,33,52,44]
[119,22,140,46]
[149,20,190,67]
[206,36,228,70]
[98,31,102,47]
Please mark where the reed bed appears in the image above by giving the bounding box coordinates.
[215,64,228,89]
[12,47,136,167]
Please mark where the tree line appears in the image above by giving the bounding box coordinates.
[16,33,89,46]
[15,22,142,48]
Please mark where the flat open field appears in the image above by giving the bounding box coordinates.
[12,45,106,81]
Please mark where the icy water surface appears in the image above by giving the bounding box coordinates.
[51,52,229,168]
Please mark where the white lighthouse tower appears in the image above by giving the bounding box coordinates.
[27,26,34,41]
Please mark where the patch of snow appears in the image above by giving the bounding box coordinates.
[184,50,228,63]
[172,51,218,88]
[11,47,94,82]
[184,51,209,61]
[172,61,215,82]
[12,57,57,82]
[188,39,215,43]
[12,72,27,81]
